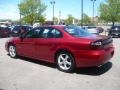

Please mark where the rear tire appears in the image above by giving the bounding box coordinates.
[56,52,75,73]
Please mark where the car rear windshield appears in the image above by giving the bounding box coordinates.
[64,26,92,37]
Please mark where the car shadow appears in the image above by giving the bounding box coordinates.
[75,62,112,76]
[19,56,56,69]
[20,56,112,76]
[7,54,112,76]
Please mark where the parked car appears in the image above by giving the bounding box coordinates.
[86,26,98,34]
[10,25,32,37]
[97,27,104,33]
[86,26,104,35]
[0,27,11,38]
[108,25,120,38]
[5,25,114,72]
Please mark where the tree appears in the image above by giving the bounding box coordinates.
[99,0,120,26]
[65,14,75,25]
[18,0,47,25]
[54,17,58,24]
[81,13,91,25]
[36,15,46,24]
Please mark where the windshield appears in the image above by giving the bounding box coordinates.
[64,26,92,37]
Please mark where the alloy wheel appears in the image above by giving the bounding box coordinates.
[57,52,75,72]
[9,45,17,58]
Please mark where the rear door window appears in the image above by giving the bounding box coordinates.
[41,27,62,38]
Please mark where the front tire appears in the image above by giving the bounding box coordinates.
[8,45,17,58]
[56,52,75,73]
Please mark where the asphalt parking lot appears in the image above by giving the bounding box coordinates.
[0,38,120,90]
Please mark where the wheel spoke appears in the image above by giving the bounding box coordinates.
[60,55,65,60]
[12,48,15,52]
[10,47,13,51]
[65,55,69,60]
[64,63,68,70]
[59,60,64,65]
[65,60,71,66]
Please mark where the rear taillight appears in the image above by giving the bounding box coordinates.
[90,41,103,50]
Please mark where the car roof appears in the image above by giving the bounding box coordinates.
[35,25,66,30]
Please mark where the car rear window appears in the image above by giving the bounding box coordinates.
[64,26,92,37]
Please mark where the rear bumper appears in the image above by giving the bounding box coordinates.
[74,47,114,67]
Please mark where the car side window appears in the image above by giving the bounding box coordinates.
[41,28,62,38]
[25,28,42,38]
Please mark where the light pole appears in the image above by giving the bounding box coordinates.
[59,10,61,24]
[20,11,22,25]
[19,0,22,25]
[50,1,55,25]
[91,0,96,24]
[81,0,83,26]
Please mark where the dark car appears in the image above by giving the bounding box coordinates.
[108,26,120,38]
[0,27,11,38]
[10,25,32,37]
[5,25,114,72]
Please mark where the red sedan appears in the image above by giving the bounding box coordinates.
[5,25,114,72]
